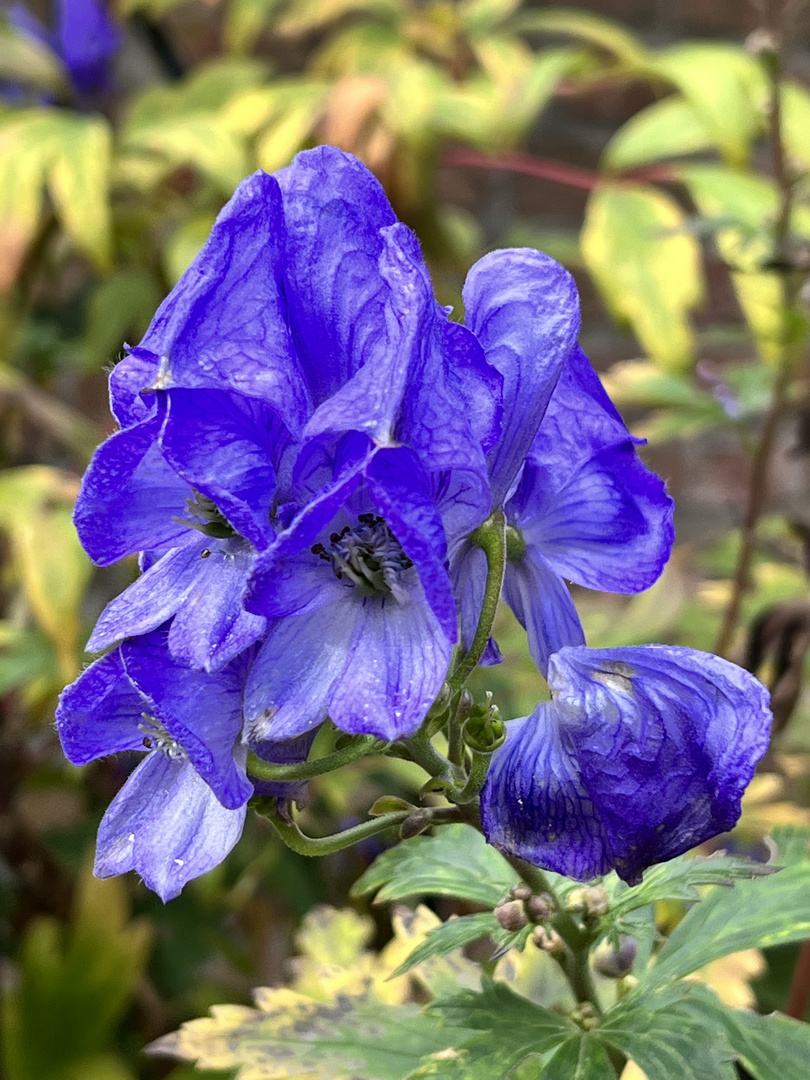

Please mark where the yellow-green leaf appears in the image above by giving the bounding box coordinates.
[255,102,321,173]
[581,183,703,370]
[781,80,810,174]
[47,114,113,269]
[602,95,713,172]
[650,43,765,167]
[0,23,65,93]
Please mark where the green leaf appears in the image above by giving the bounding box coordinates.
[1,863,151,1080]
[83,269,163,369]
[224,0,286,54]
[0,23,65,93]
[542,1034,616,1079]
[648,861,810,985]
[782,81,810,174]
[602,96,713,172]
[427,980,574,1080]
[457,0,522,36]
[150,994,458,1080]
[692,990,810,1080]
[600,985,737,1080]
[651,43,765,167]
[513,8,648,67]
[350,823,519,907]
[390,912,497,979]
[163,213,218,285]
[606,852,779,922]
[581,183,703,371]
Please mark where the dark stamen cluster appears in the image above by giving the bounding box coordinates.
[310,513,413,600]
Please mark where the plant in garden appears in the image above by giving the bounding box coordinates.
[51,141,810,1078]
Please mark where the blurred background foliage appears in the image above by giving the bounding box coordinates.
[2,0,810,1076]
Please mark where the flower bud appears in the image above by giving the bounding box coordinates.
[594,936,638,979]
[566,885,609,919]
[526,892,555,923]
[464,693,505,752]
[510,884,532,901]
[495,900,528,932]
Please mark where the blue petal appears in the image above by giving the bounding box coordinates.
[56,649,147,765]
[109,348,160,428]
[121,631,253,809]
[463,249,580,506]
[510,346,674,592]
[160,388,288,551]
[502,549,585,676]
[73,413,189,565]
[275,146,396,406]
[94,753,246,902]
[136,171,310,429]
[482,645,772,883]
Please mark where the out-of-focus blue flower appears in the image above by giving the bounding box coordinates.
[480,645,771,884]
[453,344,673,673]
[5,0,121,99]
[56,628,311,899]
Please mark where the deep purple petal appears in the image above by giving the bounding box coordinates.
[463,249,580,506]
[243,546,345,618]
[136,171,309,428]
[74,413,189,565]
[56,649,146,765]
[161,388,285,551]
[94,754,246,902]
[121,631,252,809]
[275,146,396,406]
[249,729,318,803]
[482,645,772,883]
[57,0,120,94]
[481,706,611,880]
[502,549,585,676]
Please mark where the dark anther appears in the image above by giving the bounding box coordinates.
[330,532,340,543]
[142,736,152,749]
[201,549,211,559]
[310,543,325,555]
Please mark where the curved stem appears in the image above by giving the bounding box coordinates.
[257,800,411,856]
[449,511,507,692]
[447,750,491,804]
[247,735,385,782]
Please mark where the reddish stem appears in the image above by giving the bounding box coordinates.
[442,147,676,191]
[787,940,810,1018]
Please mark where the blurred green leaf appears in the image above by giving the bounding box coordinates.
[602,96,713,172]
[513,7,647,67]
[1,862,151,1080]
[0,623,58,704]
[650,43,765,167]
[224,0,286,54]
[351,823,519,906]
[457,0,522,36]
[83,269,163,368]
[648,862,810,985]
[389,912,497,979]
[581,184,703,371]
[163,213,218,284]
[0,22,65,93]
[0,466,91,681]
[542,1034,616,1079]
[782,81,810,174]
[48,114,113,269]
[600,985,736,1080]
[275,0,400,36]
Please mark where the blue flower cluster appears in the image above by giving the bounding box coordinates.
[56,147,771,900]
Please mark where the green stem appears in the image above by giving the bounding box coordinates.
[247,735,384,782]
[402,730,464,785]
[257,801,411,856]
[449,511,507,693]
[448,750,490,804]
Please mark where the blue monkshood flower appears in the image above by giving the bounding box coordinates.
[5,0,121,98]
[454,345,674,673]
[78,148,501,725]
[55,628,309,899]
[480,645,772,884]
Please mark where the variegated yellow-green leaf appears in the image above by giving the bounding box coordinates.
[163,213,218,284]
[0,23,65,93]
[581,184,703,371]
[782,81,810,173]
[650,43,765,168]
[255,98,324,173]
[0,466,91,681]
[602,96,713,173]
[150,990,458,1079]
[224,0,286,54]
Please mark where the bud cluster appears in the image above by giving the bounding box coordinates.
[494,883,557,944]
